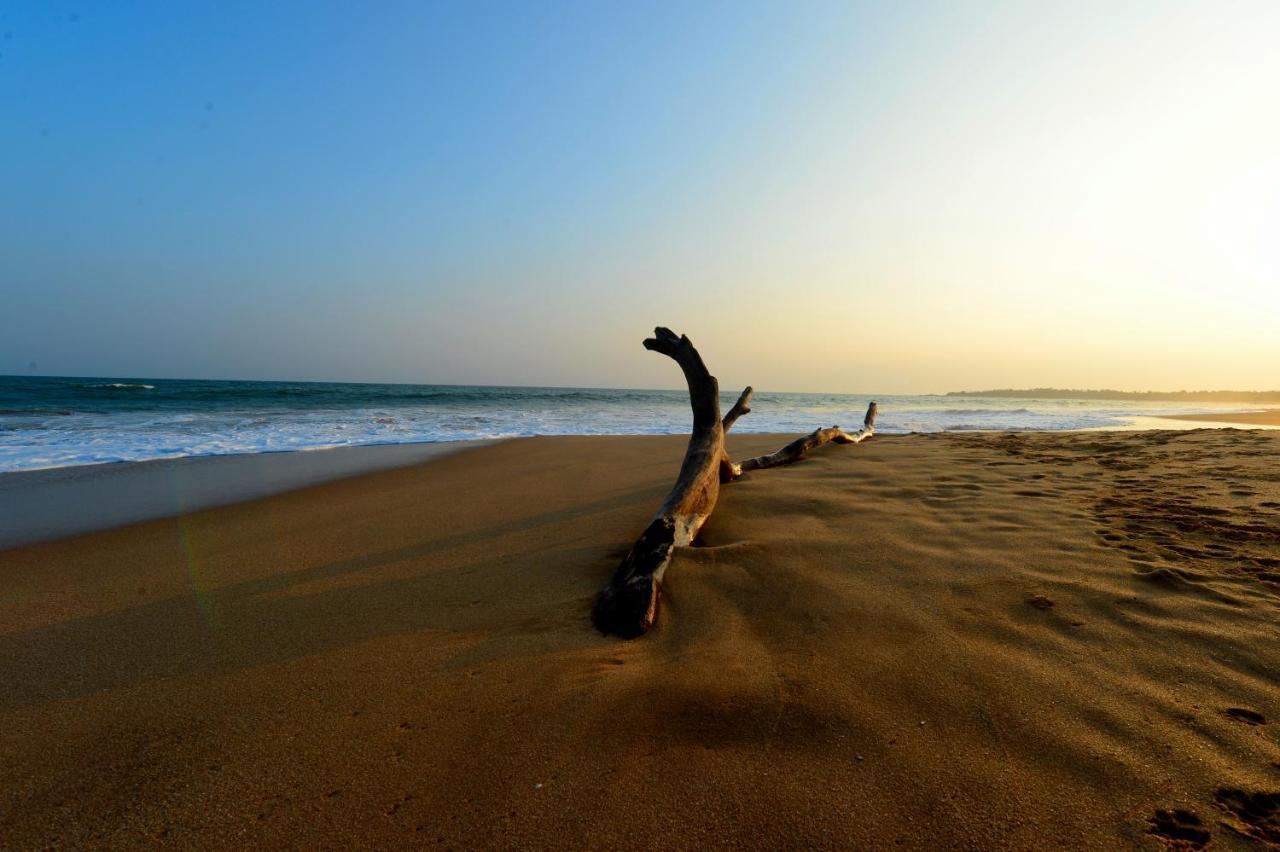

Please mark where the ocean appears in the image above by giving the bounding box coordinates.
[0,375,1264,473]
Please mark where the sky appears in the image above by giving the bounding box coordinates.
[2,1,1278,393]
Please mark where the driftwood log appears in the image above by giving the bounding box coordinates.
[592,328,878,638]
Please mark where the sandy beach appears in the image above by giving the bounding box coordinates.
[1,430,1277,849]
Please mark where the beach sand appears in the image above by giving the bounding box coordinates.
[1158,410,1280,428]
[1,431,1277,848]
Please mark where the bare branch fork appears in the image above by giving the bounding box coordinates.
[591,328,877,638]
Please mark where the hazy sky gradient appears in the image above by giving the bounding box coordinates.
[3,1,1277,392]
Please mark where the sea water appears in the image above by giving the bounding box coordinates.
[0,375,1266,472]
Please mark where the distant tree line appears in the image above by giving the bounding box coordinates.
[946,388,1280,402]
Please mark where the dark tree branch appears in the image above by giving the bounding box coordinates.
[735,402,877,474]
[722,386,753,433]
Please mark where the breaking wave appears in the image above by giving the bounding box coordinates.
[0,376,1269,472]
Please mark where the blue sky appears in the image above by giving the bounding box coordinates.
[3,2,1278,391]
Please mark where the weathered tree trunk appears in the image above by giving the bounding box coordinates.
[592,329,877,638]
[591,329,725,638]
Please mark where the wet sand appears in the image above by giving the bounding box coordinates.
[0,441,492,550]
[1158,410,1280,428]
[1,431,1277,848]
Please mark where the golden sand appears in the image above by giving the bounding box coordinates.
[1,431,1277,848]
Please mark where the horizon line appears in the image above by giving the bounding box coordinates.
[4,374,1280,399]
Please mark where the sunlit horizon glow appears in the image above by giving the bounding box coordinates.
[3,2,1277,394]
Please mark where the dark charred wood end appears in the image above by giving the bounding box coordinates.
[592,517,676,638]
[591,577,659,640]
[642,327,685,357]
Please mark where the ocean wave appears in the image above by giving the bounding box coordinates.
[5,377,1262,473]
[388,389,665,404]
[83,386,674,405]
[943,423,1040,431]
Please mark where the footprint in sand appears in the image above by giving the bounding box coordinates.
[1215,788,1280,845]
[384,793,414,817]
[1146,808,1210,849]
[1132,566,1206,590]
[1223,708,1267,726]
[1026,594,1054,610]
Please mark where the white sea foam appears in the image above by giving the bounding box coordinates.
[0,385,1273,473]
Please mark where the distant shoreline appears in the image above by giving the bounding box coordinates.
[948,388,1280,402]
